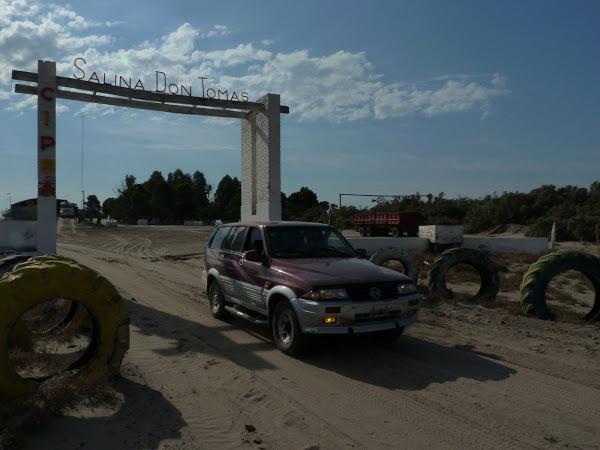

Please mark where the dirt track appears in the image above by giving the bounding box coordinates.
[26,223,600,449]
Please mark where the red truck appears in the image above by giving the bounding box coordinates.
[352,211,420,237]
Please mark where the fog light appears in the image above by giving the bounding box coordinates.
[323,316,337,324]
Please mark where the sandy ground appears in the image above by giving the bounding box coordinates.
[21,222,600,449]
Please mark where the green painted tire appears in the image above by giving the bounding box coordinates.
[427,248,500,300]
[520,250,600,321]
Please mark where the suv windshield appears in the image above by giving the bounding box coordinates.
[266,226,356,259]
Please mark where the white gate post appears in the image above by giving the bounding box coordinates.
[37,60,57,254]
[241,93,281,221]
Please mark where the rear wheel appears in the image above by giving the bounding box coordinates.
[365,227,372,237]
[272,302,309,356]
[208,283,227,319]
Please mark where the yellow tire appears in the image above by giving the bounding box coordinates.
[4,256,91,347]
[0,258,129,399]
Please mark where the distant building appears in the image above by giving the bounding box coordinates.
[10,198,69,221]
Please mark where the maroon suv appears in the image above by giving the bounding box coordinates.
[201,221,421,355]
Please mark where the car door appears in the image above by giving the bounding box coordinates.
[235,227,269,313]
[222,226,248,305]
[205,225,230,292]
[216,226,238,300]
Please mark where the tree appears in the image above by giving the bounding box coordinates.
[102,197,117,219]
[285,187,319,220]
[168,169,195,223]
[192,170,212,220]
[85,195,102,224]
[145,171,171,223]
[213,175,241,222]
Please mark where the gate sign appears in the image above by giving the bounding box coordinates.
[72,58,249,102]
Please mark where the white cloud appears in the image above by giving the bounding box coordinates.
[160,23,198,59]
[201,25,229,39]
[374,78,508,119]
[0,0,509,122]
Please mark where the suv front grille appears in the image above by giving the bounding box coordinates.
[347,283,398,301]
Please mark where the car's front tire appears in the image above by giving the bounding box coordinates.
[208,282,228,319]
[272,301,309,356]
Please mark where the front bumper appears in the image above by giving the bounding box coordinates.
[290,294,421,335]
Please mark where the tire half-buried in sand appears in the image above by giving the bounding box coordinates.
[0,256,130,399]
[427,248,500,300]
[520,250,600,321]
[370,248,418,283]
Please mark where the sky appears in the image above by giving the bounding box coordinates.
[0,0,599,210]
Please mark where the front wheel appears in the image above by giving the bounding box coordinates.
[208,283,228,319]
[272,302,309,356]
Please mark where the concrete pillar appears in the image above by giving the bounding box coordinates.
[37,60,57,254]
[240,93,281,221]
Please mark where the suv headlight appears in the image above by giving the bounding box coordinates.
[397,282,416,295]
[302,288,348,301]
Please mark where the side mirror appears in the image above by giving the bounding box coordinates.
[355,248,367,258]
[243,249,264,263]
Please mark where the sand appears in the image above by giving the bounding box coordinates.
[21,222,600,449]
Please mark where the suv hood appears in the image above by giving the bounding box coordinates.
[269,257,411,292]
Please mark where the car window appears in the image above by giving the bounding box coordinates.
[229,227,248,252]
[244,227,264,254]
[266,226,355,258]
[209,226,229,249]
[220,226,237,250]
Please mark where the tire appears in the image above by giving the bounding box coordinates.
[427,248,500,300]
[0,257,130,399]
[520,250,600,321]
[358,227,366,237]
[391,227,399,238]
[0,255,32,279]
[365,227,372,237]
[370,248,418,283]
[11,256,91,335]
[0,256,90,349]
[208,282,228,319]
[272,301,309,356]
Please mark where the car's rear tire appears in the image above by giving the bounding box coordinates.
[272,301,309,356]
[208,282,228,319]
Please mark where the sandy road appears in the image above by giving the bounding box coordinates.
[26,225,600,450]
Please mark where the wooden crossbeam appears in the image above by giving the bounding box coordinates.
[14,84,248,119]
[12,70,290,114]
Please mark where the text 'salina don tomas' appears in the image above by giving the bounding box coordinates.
[72,57,249,102]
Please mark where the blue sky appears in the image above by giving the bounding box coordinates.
[1,0,599,209]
